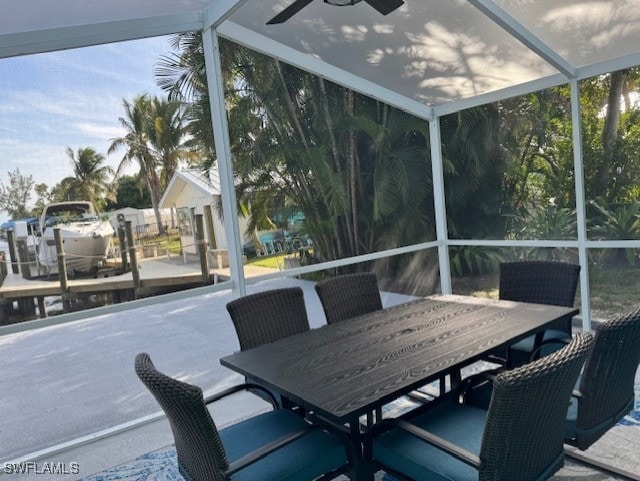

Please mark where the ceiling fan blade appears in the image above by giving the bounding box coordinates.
[267,0,315,24]
[363,0,404,15]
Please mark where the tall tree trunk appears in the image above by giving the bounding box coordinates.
[594,69,626,198]
[318,77,352,256]
[346,89,359,255]
[145,166,165,235]
[274,60,309,149]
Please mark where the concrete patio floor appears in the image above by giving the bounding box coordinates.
[0,277,634,480]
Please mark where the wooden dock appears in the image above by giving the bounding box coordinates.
[0,255,275,324]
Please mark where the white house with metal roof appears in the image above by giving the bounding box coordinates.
[160,169,250,255]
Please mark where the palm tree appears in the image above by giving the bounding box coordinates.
[156,34,436,266]
[155,31,216,169]
[146,96,196,189]
[109,94,194,234]
[60,147,113,208]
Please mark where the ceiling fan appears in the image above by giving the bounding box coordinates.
[267,0,405,25]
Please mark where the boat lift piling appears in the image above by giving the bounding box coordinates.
[124,221,141,298]
[6,229,19,274]
[54,227,71,312]
[194,214,210,285]
[117,217,129,274]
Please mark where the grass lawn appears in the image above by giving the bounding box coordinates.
[247,253,289,270]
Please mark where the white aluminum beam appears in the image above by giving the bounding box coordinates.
[202,26,247,297]
[571,79,591,331]
[203,0,250,29]
[0,12,203,60]
[216,22,434,121]
[241,241,440,285]
[467,0,576,78]
[429,118,452,294]
[577,52,640,81]
[433,73,567,118]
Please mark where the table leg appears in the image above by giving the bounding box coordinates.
[349,421,369,481]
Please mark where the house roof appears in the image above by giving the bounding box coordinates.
[2,1,639,119]
[159,169,221,208]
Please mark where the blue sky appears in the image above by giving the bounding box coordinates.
[0,35,174,219]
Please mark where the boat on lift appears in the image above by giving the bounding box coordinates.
[37,201,114,275]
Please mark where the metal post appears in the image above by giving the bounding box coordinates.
[124,221,141,297]
[429,118,452,294]
[195,214,210,285]
[6,229,19,274]
[203,26,246,296]
[570,79,591,330]
[54,228,71,312]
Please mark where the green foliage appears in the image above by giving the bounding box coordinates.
[589,198,640,266]
[590,197,640,239]
[104,175,152,210]
[441,105,510,240]
[59,146,114,209]
[0,168,34,219]
[449,246,504,277]
[515,203,578,240]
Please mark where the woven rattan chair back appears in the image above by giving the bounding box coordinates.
[226,287,310,351]
[315,272,383,325]
[499,261,580,307]
[480,332,593,481]
[572,309,640,450]
[499,261,580,337]
[135,353,228,481]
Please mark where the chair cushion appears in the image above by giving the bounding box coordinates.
[509,329,570,366]
[374,401,486,481]
[220,409,346,481]
[511,329,570,353]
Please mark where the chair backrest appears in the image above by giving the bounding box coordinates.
[226,287,310,351]
[499,261,580,307]
[480,332,593,481]
[314,272,383,325]
[134,353,228,481]
[573,308,640,450]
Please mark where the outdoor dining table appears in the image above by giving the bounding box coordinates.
[220,294,578,480]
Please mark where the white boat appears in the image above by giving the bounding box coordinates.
[37,201,114,275]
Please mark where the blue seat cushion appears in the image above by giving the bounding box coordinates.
[510,329,569,353]
[220,409,346,481]
[509,329,570,366]
[374,401,486,481]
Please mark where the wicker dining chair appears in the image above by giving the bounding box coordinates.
[498,260,580,367]
[314,272,383,325]
[135,353,351,481]
[226,287,311,407]
[226,287,310,351]
[367,332,593,481]
[565,308,640,451]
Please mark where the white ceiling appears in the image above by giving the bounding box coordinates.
[2,0,640,118]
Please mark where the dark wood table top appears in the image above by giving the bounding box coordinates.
[220,294,578,425]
